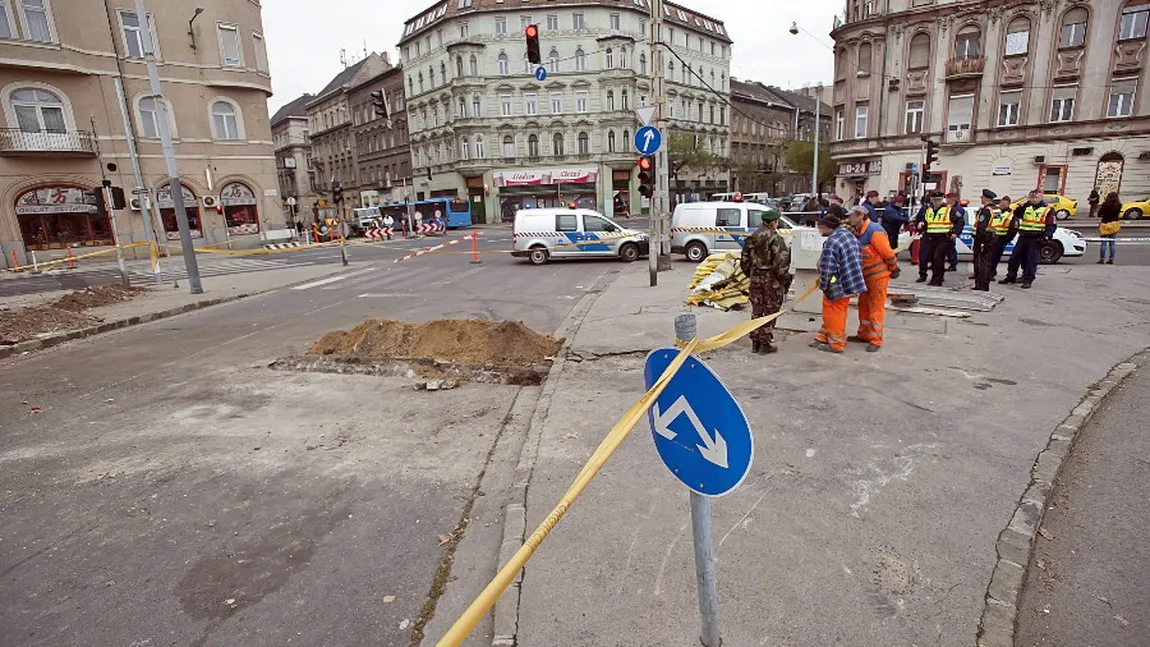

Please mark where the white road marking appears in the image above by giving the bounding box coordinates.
[291,270,371,290]
[357,292,418,298]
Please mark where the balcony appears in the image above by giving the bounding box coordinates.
[945,57,985,80]
[0,129,97,156]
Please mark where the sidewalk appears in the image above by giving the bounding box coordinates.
[512,261,1150,647]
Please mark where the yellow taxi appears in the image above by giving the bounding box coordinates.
[1008,194,1078,220]
[1121,196,1150,220]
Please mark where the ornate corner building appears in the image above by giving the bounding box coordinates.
[829,0,1149,204]
[398,0,732,223]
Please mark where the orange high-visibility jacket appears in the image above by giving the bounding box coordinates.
[856,221,899,281]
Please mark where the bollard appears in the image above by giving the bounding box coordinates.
[67,247,75,269]
[30,250,38,273]
[470,231,481,264]
[11,249,19,270]
[340,236,348,266]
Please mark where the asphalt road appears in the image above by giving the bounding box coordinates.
[0,227,634,647]
[1015,361,1150,647]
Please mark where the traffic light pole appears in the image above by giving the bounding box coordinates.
[649,0,669,287]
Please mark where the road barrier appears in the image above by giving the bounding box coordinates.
[1078,236,1150,243]
[4,241,153,273]
[365,227,394,241]
[393,232,477,263]
[433,280,820,647]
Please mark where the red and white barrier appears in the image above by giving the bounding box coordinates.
[365,227,394,241]
[394,232,478,263]
[415,222,446,235]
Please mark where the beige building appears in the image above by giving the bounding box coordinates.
[271,93,313,224]
[0,0,282,268]
[830,0,1150,206]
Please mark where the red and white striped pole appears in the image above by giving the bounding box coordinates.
[470,231,480,264]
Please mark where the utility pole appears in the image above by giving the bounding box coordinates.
[811,85,821,199]
[112,76,170,286]
[649,0,670,286]
[133,0,202,293]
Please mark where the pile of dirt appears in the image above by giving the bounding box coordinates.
[0,285,150,345]
[307,318,563,368]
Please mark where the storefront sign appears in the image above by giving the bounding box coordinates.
[551,168,599,184]
[837,160,882,177]
[14,186,97,215]
[493,168,599,187]
[992,165,1012,176]
[156,185,198,209]
[219,182,258,206]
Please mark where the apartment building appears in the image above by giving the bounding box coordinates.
[0,0,282,267]
[348,65,411,207]
[830,0,1150,205]
[399,0,732,222]
[730,80,832,196]
[271,93,313,223]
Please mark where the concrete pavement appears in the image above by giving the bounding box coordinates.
[506,260,1150,647]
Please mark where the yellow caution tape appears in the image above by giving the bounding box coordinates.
[7,241,153,272]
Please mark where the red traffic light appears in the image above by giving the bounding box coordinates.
[525,24,537,38]
[637,157,651,171]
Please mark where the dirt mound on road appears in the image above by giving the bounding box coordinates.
[308,318,562,368]
[1,285,150,345]
[51,284,148,312]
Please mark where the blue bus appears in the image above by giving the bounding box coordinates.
[412,198,472,228]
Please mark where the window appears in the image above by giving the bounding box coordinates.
[546,14,558,30]
[553,132,564,155]
[500,94,512,116]
[430,66,436,87]
[460,21,469,38]
[557,214,578,231]
[138,96,165,138]
[1108,79,1137,117]
[119,11,156,59]
[621,89,629,110]
[503,134,515,157]
[576,91,587,112]
[607,130,616,152]
[551,92,562,113]
[525,93,537,115]
[527,133,539,157]
[1004,17,1030,56]
[1043,166,1064,193]
[547,48,559,71]
[460,137,470,159]
[19,0,51,42]
[577,131,589,154]
[946,95,973,141]
[498,52,509,75]
[709,105,714,123]
[909,32,930,69]
[619,47,626,68]
[475,135,484,158]
[572,12,584,29]
[458,0,471,7]
[606,89,614,111]
[520,15,532,31]
[457,56,464,77]
[622,129,630,149]
[1120,3,1149,40]
[251,32,269,73]
[495,17,506,34]
[584,215,612,232]
[1060,8,1087,48]
[640,52,647,75]
[458,96,466,118]
[716,208,740,227]
[955,27,981,59]
[697,101,703,121]
[575,47,586,71]
[218,24,242,67]
[854,104,867,138]
[998,91,1021,126]
[440,61,446,83]
[605,47,613,68]
[0,0,12,38]
[432,105,440,126]
[211,100,240,140]
[858,42,872,74]
[418,72,424,92]
[835,49,846,80]
[472,93,481,117]
[610,13,620,30]
[1050,86,1076,122]
[905,99,924,133]
[10,87,65,133]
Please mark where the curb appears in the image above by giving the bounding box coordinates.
[976,349,1147,647]
[490,266,621,647]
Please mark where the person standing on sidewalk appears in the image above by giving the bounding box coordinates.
[847,206,899,352]
[946,193,966,271]
[861,189,881,223]
[971,189,996,291]
[740,208,791,355]
[915,191,942,282]
[881,194,908,251]
[1002,190,1055,289]
[813,212,866,354]
[918,191,960,286]
[1097,191,1122,264]
[382,213,395,240]
[989,195,1016,280]
[1088,187,1100,218]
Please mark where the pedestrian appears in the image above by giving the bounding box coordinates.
[1088,187,1101,218]
[988,195,1016,280]
[861,189,881,223]
[847,206,899,352]
[382,213,395,240]
[881,194,908,253]
[812,211,866,354]
[739,208,792,355]
[946,194,966,270]
[971,189,997,291]
[1001,189,1055,289]
[1097,191,1122,264]
[916,191,961,285]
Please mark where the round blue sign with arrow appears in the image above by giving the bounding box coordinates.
[534,66,547,81]
[644,348,754,497]
[634,125,662,155]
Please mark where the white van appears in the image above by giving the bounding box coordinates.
[353,206,381,230]
[671,201,808,262]
[512,208,649,265]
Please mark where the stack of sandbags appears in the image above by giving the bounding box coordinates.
[685,251,750,311]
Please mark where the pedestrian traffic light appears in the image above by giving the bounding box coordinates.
[525,24,541,65]
[924,138,940,173]
[371,90,388,118]
[332,182,343,204]
[637,155,655,198]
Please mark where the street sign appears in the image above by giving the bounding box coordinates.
[634,125,662,155]
[644,347,753,497]
[534,66,547,81]
[634,105,656,127]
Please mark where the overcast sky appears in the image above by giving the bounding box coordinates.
[264,0,837,112]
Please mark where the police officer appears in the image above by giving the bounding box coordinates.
[971,189,996,291]
[1001,189,1055,289]
[916,190,962,285]
[740,208,791,355]
[988,195,1016,280]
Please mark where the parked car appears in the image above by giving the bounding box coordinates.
[1008,194,1078,220]
[1121,196,1150,220]
[670,201,813,262]
[512,208,648,265]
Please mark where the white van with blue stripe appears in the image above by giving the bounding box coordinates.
[512,208,649,265]
[671,201,808,262]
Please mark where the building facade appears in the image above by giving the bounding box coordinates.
[271,94,313,224]
[348,65,412,208]
[399,0,732,222]
[830,0,1150,206]
[0,0,283,268]
[730,80,833,196]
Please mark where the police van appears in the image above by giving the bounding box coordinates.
[512,208,649,265]
[671,201,808,262]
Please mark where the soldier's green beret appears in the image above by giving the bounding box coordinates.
[761,209,781,222]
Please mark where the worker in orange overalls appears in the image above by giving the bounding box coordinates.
[847,205,899,352]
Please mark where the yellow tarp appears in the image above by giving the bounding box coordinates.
[685,251,750,310]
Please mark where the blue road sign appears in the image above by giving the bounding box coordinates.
[644,348,753,497]
[534,66,547,81]
[634,126,662,155]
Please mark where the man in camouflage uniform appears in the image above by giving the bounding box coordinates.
[740,208,791,354]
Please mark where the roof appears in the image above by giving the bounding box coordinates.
[270,94,313,126]
[769,86,832,116]
[308,56,378,106]
[729,79,793,109]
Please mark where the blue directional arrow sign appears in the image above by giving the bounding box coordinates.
[634,125,662,155]
[534,66,547,81]
[644,348,753,497]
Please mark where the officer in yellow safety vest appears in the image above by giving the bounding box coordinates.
[1001,189,1055,289]
[915,190,963,286]
[988,195,1016,280]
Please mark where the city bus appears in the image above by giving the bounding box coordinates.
[412,197,472,228]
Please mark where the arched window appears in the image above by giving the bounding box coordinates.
[575,47,586,71]
[458,96,466,119]
[858,42,872,74]
[577,131,589,154]
[1004,16,1031,56]
[955,24,981,59]
[469,55,478,76]
[440,61,447,82]
[621,89,629,110]
[136,96,176,139]
[409,76,414,94]
[210,100,240,140]
[497,53,509,75]
[475,135,485,159]
[710,70,715,86]
[418,72,424,92]
[549,48,560,71]
[553,132,564,155]
[835,48,846,79]
[640,52,647,75]
[606,89,615,111]
[622,129,630,147]
[620,47,627,68]
[668,60,675,79]
[456,56,463,78]
[524,53,531,74]
[460,136,469,160]
[9,87,66,133]
[909,32,931,69]
[502,134,515,157]
[1060,7,1088,48]
[429,65,436,87]
[605,47,614,68]
[607,129,616,152]
[527,133,539,157]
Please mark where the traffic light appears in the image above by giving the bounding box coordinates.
[332,181,343,204]
[525,24,541,65]
[924,138,939,173]
[637,155,655,198]
[371,90,388,118]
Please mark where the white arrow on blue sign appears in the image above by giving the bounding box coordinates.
[534,66,547,81]
[644,348,753,497]
[634,125,662,155]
